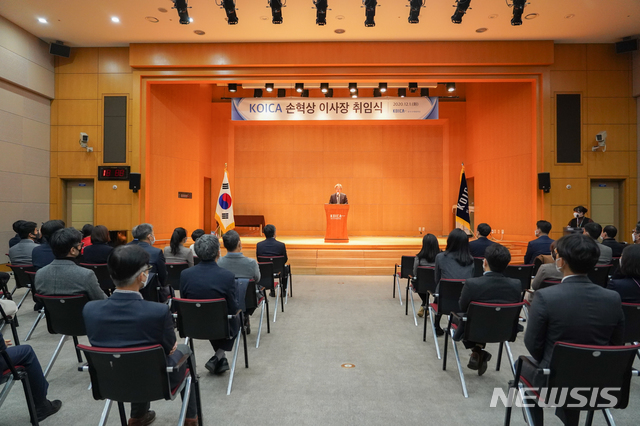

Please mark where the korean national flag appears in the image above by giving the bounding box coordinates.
[215,169,235,234]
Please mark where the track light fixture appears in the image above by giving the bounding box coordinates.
[351,89,359,98]
[420,88,429,97]
[511,0,526,26]
[265,83,274,92]
[398,88,406,98]
[172,0,191,25]
[349,83,357,93]
[228,83,237,92]
[320,83,329,93]
[295,83,304,93]
[269,0,284,24]
[277,88,286,97]
[254,89,263,98]
[451,0,471,24]
[220,0,239,25]
[363,0,377,27]
[302,89,310,98]
[325,88,334,98]
[378,83,387,93]
[446,83,456,92]
[408,82,418,93]
[315,0,328,26]
[408,0,424,24]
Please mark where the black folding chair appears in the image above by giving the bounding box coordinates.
[36,294,88,378]
[0,272,12,301]
[418,267,438,342]
[506,342,640,426]
[257,255,291,303]
[0,344,40,425]
[0,303,19,346]
[587,264,612,287]
[504,264,534,295]
[473,257,484,278]
[392,255,413,305]
[172,298,247,395]
[622,303,640,359]
[7,265,36,310]
[258,262,282,322]
[78,344,202,426]
[165,263,189,292]
[78,264,115,296]
[24,272,44,342]
[139,273,161,303]
[444,302,525,397]
[427,279,465,360]
[244,279,269,348]
[407,266,434,327]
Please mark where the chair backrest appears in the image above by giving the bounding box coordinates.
[587,264,612,287]
[437,279,465,315]
[473,257,484,277]
[77,344,172,403]
[621,303,640,343]
[611,257,621,276]
[7,265,35,289]
[257,256,286,275]
[397,256,414,279]
[165,262,189,290]
[504,264,534,292]
[465,302,524,343]
[79,263,114,295]
[244,279,259,311]
[173,298,230,341]
[545,342,640,409]
[415,267,436,294]
[37,294,88,336]
[257,262,275,290]
[539,279,561,290]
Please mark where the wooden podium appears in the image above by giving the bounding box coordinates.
[324,204,349,243]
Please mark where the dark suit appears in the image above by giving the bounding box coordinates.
[329,193,348,204]
[8,233,21,248]
[468,237,495,258]
[32,242,55,270]
[607,277,640,303]
[601,238,624,258]
[81,243,113,264]
[83,291,196,419]
[180,260,240,351]
[523,235,554,265]
[256,237,288,263]
[138,241,168,301]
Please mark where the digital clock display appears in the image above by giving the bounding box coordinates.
[98,166,130,181]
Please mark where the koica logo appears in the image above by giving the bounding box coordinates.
[490,387,620,408]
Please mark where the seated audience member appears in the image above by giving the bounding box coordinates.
[567,205,593,229]
[180,235,239,376]
[607,244,640,303]
[82,225,113,264]
[35,228,106,301]
[468,223,495,258]
[80,224,94,254]
[189,229,205,255]
[456,244,521,375]
[256,224,288,297]
[32,220,65,270]
[127,225,140,245]
[633,222,640,245]
[8,220,25,248]
[164,227,194,267]
[412,233,440,318]
[601,225,624,258]
[583,222,612,264]
[83,245,198,426]
[0,331,62,422]
[8,221,40,265]
[132,223,169,301]
[529,240,562,298]
[523,233,624,426]
[523,220,554,265]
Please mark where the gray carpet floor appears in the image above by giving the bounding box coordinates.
[1,275,638,425]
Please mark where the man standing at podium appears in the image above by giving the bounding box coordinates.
[329,183,349,204]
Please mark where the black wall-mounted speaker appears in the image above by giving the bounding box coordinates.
[538,172,551,193]
[49,43,70,58]
[129,173,141,193]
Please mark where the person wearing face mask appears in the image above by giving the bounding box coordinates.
[523,220,554,265]
[132,223,169,302]
[8,220,41,265]
[607,244,640,303]
[632,222,640,245]
[567,205,593,229]
[529,240,563,299]
[34,228,106,301]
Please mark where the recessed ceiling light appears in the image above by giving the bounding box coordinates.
[158,8,168,13]
[37,17,47,24]
[194,30,205,35]
[565,14,575,19]
[336,15,345,20]
[488,14,498,19]
[525,13,539,20]
[334,29,346,34]
[111,17,120,23]
[476,28,488,33]
[145,16,159,23]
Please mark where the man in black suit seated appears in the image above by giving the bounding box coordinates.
[32,220,65,270]
[8,220,25,248]
[83,245,198,426]
[455,244,521,375]
[601,225,624,258]
[522,233,624,426]
[179,234,240,376]
[132,223,168,302]
[523,220,554,265]
[256,224,288,297]
[468,223,496,258]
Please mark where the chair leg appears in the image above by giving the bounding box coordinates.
[226,329,242,395]
[443,318,450,370]
[72,336,82,363]
[16,288,32,310]
[423,310,427,342]
[602,408,616,426]
[273,284,279,323]
[279,282,285,313]
[396,275,403,306]
[496,342,504,372]
[265,298,270,334]
[428,306,441,360]
[256,300,265,349]
[289,271,292,298]
[449,328,468,398]
[504,342,516,376]
[44,335,67,378]
[10,319,20,346]
[522,305,529,321]
[25,310,44,341]
[409,289,418,326]
[98,399,112,426]
[0,375,15,407]
[405,284,409,316]
[392,269,396,299]
[19,373,39,426]
[117,401,127,426]
[584,410,594,426]
[242,315,249,368]
[187,358,203,426]
[177,375,192,426]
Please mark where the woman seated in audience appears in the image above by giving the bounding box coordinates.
[190,228,205,255]
[607,244,640,303]
[433,228,475,335]
[412,233,441,318]
[529,240,562,300]
[82,225,113,264]
[165,227,194,267]
[81,224,94,254]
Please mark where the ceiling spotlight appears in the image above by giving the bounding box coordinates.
[351,89,359,98]
[364,0,377,27]
[222,0,239,25]
[349,83,357,93]
[511,0,526,26]
[265,83,274,92]
[446,83,456,92]
[111,17,120,23]
[373,89,381,97]
[228,83,237,92]
[302,89,310,98]
[420,88,429,97]
[378,83,387,93]
[408,82,418,93]
[408,0,424,24]
[398,88,406,97]
[315,0,328,26]
[295,83,304,93]
[254,89,263,98]
[277,88,286,97]
[37,17,48,24]
[325,88,334,98]
[269,0,283,24]
[320,83,329,93]
[173,0,191,25]
[451,0,471,24]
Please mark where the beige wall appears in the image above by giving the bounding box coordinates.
[0,16,53,253]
